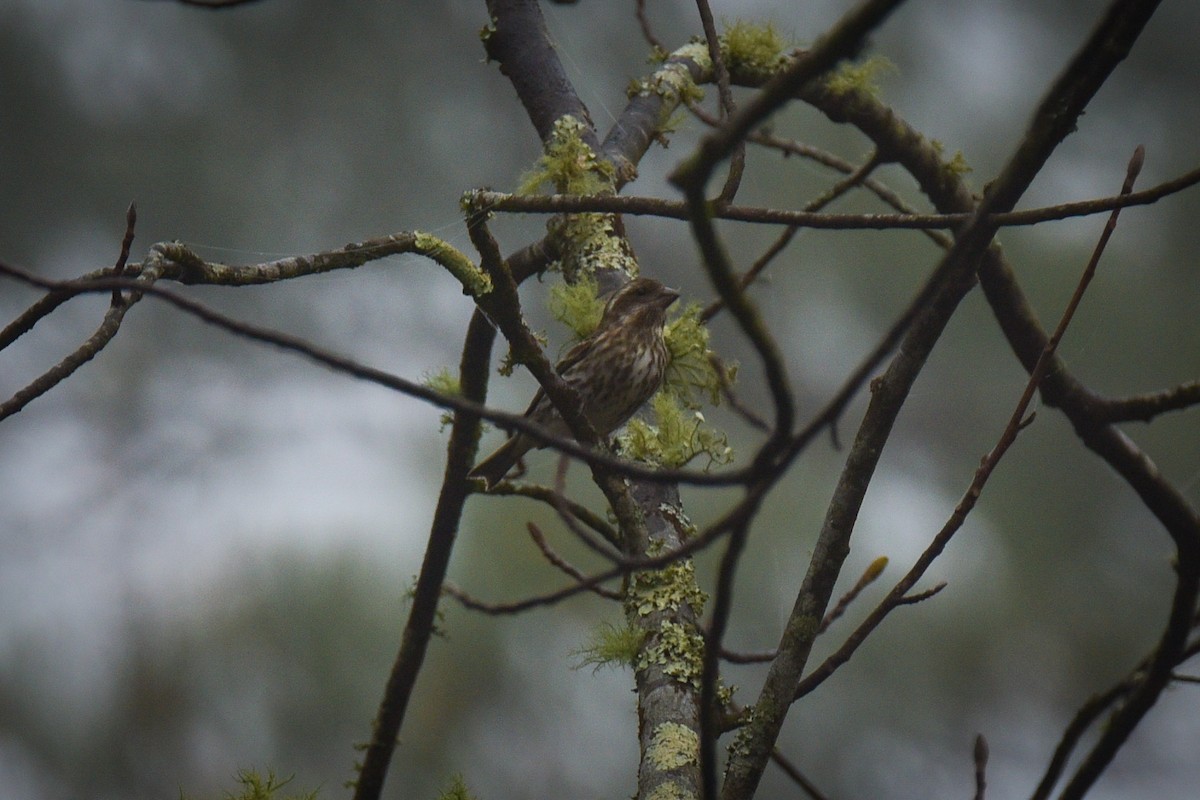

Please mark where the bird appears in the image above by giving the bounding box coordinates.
[469,276,679,487]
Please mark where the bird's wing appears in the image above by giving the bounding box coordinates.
[519,334,594,417]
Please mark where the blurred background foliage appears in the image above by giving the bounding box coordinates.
[1,1,1198,798]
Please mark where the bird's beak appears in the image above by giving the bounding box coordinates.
[659,286,680,309]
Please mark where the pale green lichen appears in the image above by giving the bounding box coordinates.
[664,302,733,408]
[412,232,492,297]
[673,41,714,72]
[944,149,972,177]
[628,558,708,618]
[720,21,789,77]
[497,328,548,377]
[626,554,708,688]
[183,769,316,800]
[517,115,615,196]
[930,139,973,178]
[422,367,462,430]
[546,213,638,282]
[658,503,698,540]
[636,619,705,687]
[617,303,735,469]
[646,781,694,800]
[478,19,496,48]
[824,56,896,99]
[628,60,705,107]
[727,724,754,763]
[548,276,603,339]
[621,393,733,470]
[573,621,646,672]
[716,681,738,710]
[647,722,699,771]
[436,774,478,800]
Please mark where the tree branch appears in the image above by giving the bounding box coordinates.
[725,3,1165,796]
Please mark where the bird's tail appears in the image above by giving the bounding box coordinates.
[468,436,526,488]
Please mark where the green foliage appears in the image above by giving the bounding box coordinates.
[436,774,478,800]
[182,769,316,800]
[516,116,615,196]
[548,276,603,338]
[572,621,646,672]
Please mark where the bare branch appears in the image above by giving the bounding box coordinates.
[769,748,832,800]
[973,734,989,800]
[483,0,598,147]
[818,556,888,634]
[1088,380,1200,423]
[693,0,745,205]
[110,202,137,306]
[470,167,1200,229]
[700,151,884,324]
[673,0,907,183]
[797,143,1147,705]
[353,300,498,800]
[0,258,757,486]
[734,4,1165,795]
[527,522,622,601]
[474,481,621,551]
[633,0,669,54]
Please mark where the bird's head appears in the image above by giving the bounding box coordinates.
[600,277,680,327]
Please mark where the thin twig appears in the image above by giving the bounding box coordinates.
[633,0,668,53]
[818,556,888,634]
[353,299,499,800]
[770,748,832,800]
[719,647,777,664]
[526,522,622,601]
[0,258,757,486]
[470,165,1200,229]
[700,151,884,323]
[795,146,1146,704]
[1031,677,1137,799]
[689,102,953,250]
[895,583,946,605]
[1089,380,1200,423]
[973,734,989,800]
[694,0,745,205]
[473,481,621,550]
[110,202,137,306]
[701,512,755,800]
[0,254,164,421]
[710,353,770,431]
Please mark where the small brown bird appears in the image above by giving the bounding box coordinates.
[470,277,679,487]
